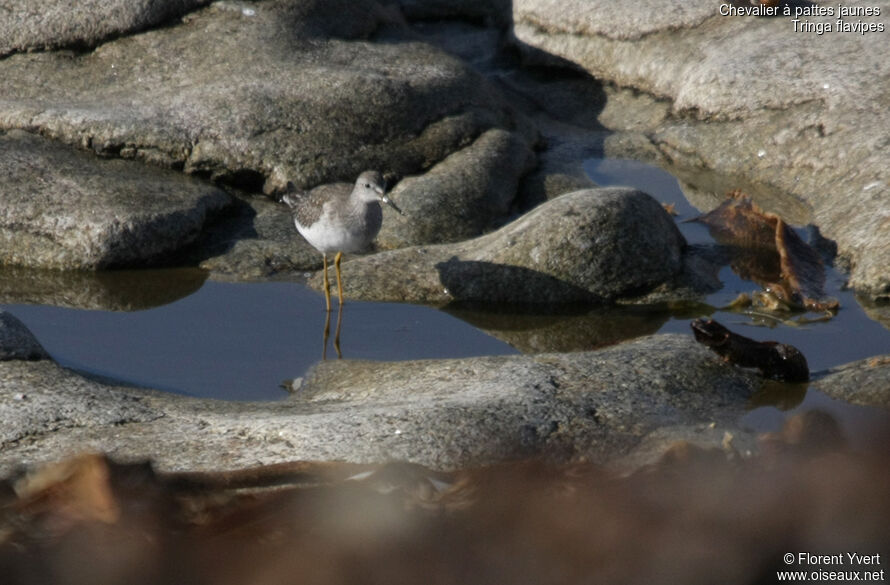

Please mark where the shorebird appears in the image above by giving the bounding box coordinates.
[282,171,402,311]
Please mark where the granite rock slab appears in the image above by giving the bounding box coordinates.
[0,130,231,269]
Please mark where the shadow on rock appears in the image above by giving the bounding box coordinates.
[435,257,600,304]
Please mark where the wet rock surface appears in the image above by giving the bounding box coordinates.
[861,296,890,332]
[309,187,688,304]
[0,330,761,475]
[441,302,670,354]
[512,0,890,298]
[0,130,231,270]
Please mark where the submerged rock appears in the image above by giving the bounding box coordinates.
[308,187,687,304]
[0,130,231,270]
[441,302,670,354]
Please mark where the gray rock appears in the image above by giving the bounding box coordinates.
[0,310,49,361]
[0,361,162,447]
[409,19,505,71]
[0,130,231,269]
[815,355,890,409]
[0,0,212,56]
[289,334,759,468]
[406,14,671,208]
[378,128,536,248]
[628,244,724,305]
[512,0,890,298]
[515,124,602,208]
[515,1,717,41]
[0,334,760,475]
[308,187,688,304]
[0,0,528,229]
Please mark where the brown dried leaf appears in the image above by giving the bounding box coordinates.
[694,191,838,313]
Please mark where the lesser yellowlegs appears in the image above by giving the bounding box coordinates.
[283,171,402,311]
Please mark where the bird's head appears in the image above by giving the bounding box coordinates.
[355,170,403,215]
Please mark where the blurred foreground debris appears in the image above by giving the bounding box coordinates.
[1,411,887,585]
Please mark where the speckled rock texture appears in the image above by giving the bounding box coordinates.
[0,0,213,56]
[0,0,538,273]
[377,128,536,248]
[0,130,231,269]
[0,0,529,200]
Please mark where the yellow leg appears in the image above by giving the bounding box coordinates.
[322,253,332,312]
[335,251,344,307]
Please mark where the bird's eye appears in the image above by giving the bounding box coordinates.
[365,183,371,188]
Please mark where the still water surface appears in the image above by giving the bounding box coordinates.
[3,159,889,441]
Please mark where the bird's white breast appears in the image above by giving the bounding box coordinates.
[295,200,382,254]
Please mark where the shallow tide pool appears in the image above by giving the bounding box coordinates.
[3,159,889,442]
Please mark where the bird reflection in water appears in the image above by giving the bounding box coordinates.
[322,302,343,360]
